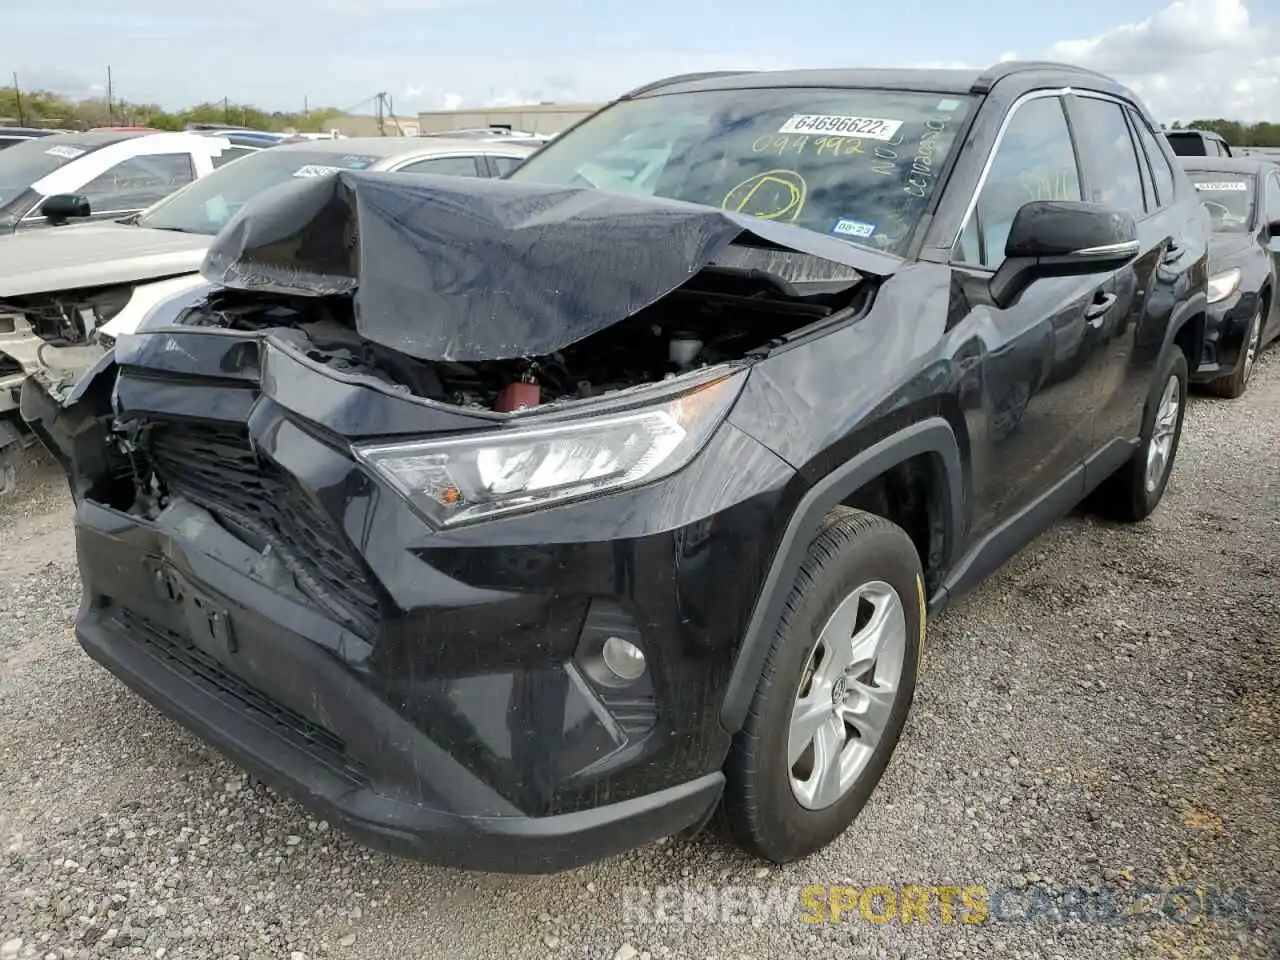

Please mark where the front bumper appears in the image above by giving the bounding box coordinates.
[43,332,797,871]
[75,498,724,871]
[1192,289,1259,382]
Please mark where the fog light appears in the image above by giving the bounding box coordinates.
[601,636,646,682]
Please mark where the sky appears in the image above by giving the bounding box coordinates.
[2,0,1277,122]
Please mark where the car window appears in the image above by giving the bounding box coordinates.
[955,95,1082,268]
[1073,97,1146,216]
[1126,114,1157,213]
[1168,133,1209,156]
[1264,174,1280,225]
[488,155,525,177]
[509,87,975,257]
[212,146,257,169]
[1185,170,1256,234]
[0,137,101,208]
[136,148,384,235]
[1129,111,1175,207]
[77,153,197,213]
[397,155,484,177]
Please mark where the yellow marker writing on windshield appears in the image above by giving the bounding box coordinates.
[722,169,808,222]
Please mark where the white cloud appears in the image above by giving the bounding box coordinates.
[1046,0,1279,121]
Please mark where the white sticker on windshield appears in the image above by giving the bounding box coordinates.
[45,145,86,160]
[1194,181,1248,191]
[292,164,344,178]
[778,115,904,140]
[936,99,963,112]
[831,218,876,239]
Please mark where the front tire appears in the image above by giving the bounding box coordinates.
[723,508,924,863]
[1092,348,1188,523]
[1206,304,1264,399]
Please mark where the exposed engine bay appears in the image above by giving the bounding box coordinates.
[0,284,134,347]
[176,264,869,412]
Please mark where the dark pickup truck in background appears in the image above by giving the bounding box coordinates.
[1165,129,1234,157]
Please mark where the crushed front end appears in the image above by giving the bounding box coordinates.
[33,171,894,871]
[56,329,799,870]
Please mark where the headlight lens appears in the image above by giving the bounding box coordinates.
[355,373,744,526]
[1207,268,1242,304]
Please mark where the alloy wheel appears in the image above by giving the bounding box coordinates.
[788,581,907,810]
[1242,308,1263,387]
[1144,373,1181,494]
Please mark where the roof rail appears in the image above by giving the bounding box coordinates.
[620,70,753,100]
[969,60,1112,94]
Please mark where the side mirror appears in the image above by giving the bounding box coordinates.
[1268,221,1280,254]
[990,200,1140,309]
[39,193,92,225]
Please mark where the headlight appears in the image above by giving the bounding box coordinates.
[355,373,744,526]
[1207,268,1242,305]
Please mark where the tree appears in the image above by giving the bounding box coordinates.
[0,86,343,133]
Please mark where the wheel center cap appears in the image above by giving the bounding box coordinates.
[831,675,848,706]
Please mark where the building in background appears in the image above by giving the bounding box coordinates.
[416,103,602,136]
[326,114,420,138]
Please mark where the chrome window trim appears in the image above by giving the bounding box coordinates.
[950,88,1074,254]
[951,85,1154,257]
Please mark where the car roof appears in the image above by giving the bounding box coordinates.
[1178,156,1273,175]
[31,130,149,147]
[269,136,536,161]
[622,61,1128,100]
[0,127,60,138]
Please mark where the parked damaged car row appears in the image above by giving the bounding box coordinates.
[0,133,540,488]
[2,60,1270,874]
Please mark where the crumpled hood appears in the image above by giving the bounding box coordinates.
[200,170,902,362]
[0,222,211,300]
[1207,232,1257,266]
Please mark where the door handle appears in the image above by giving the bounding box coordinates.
[1085,292,1118,326]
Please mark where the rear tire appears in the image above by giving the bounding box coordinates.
[723,507,924,863]
[1206,303,1264,399]
[1092,348,1188,523]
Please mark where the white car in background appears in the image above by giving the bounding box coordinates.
[0,135,538,491]
[0,130,253,234]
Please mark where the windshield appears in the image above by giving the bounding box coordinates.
[1187,171,1256,233]
[508,87,973,255]
[0,137,99,207]
[136,148,387,234]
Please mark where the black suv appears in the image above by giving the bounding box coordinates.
[24,61,1209,873]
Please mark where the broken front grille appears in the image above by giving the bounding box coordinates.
[145,421,382,638]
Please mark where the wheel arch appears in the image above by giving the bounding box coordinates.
[719,417,964,734]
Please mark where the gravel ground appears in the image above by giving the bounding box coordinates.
[1,355,1277,960]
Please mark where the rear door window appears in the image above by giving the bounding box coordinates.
[1072,97,1146,217]
[77,153,197,213]
[397,155,486,177]
[487,155,526,177]
[1129,111,1176,207]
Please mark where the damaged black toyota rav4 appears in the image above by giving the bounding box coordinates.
[25,62,1209,873]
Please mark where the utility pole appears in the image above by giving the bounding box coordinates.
[12,73,25,125]
[106,66,114,122]
[375,91,386,135]
[223,96,229,123]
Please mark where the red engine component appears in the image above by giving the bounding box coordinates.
[495,381,541,412]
